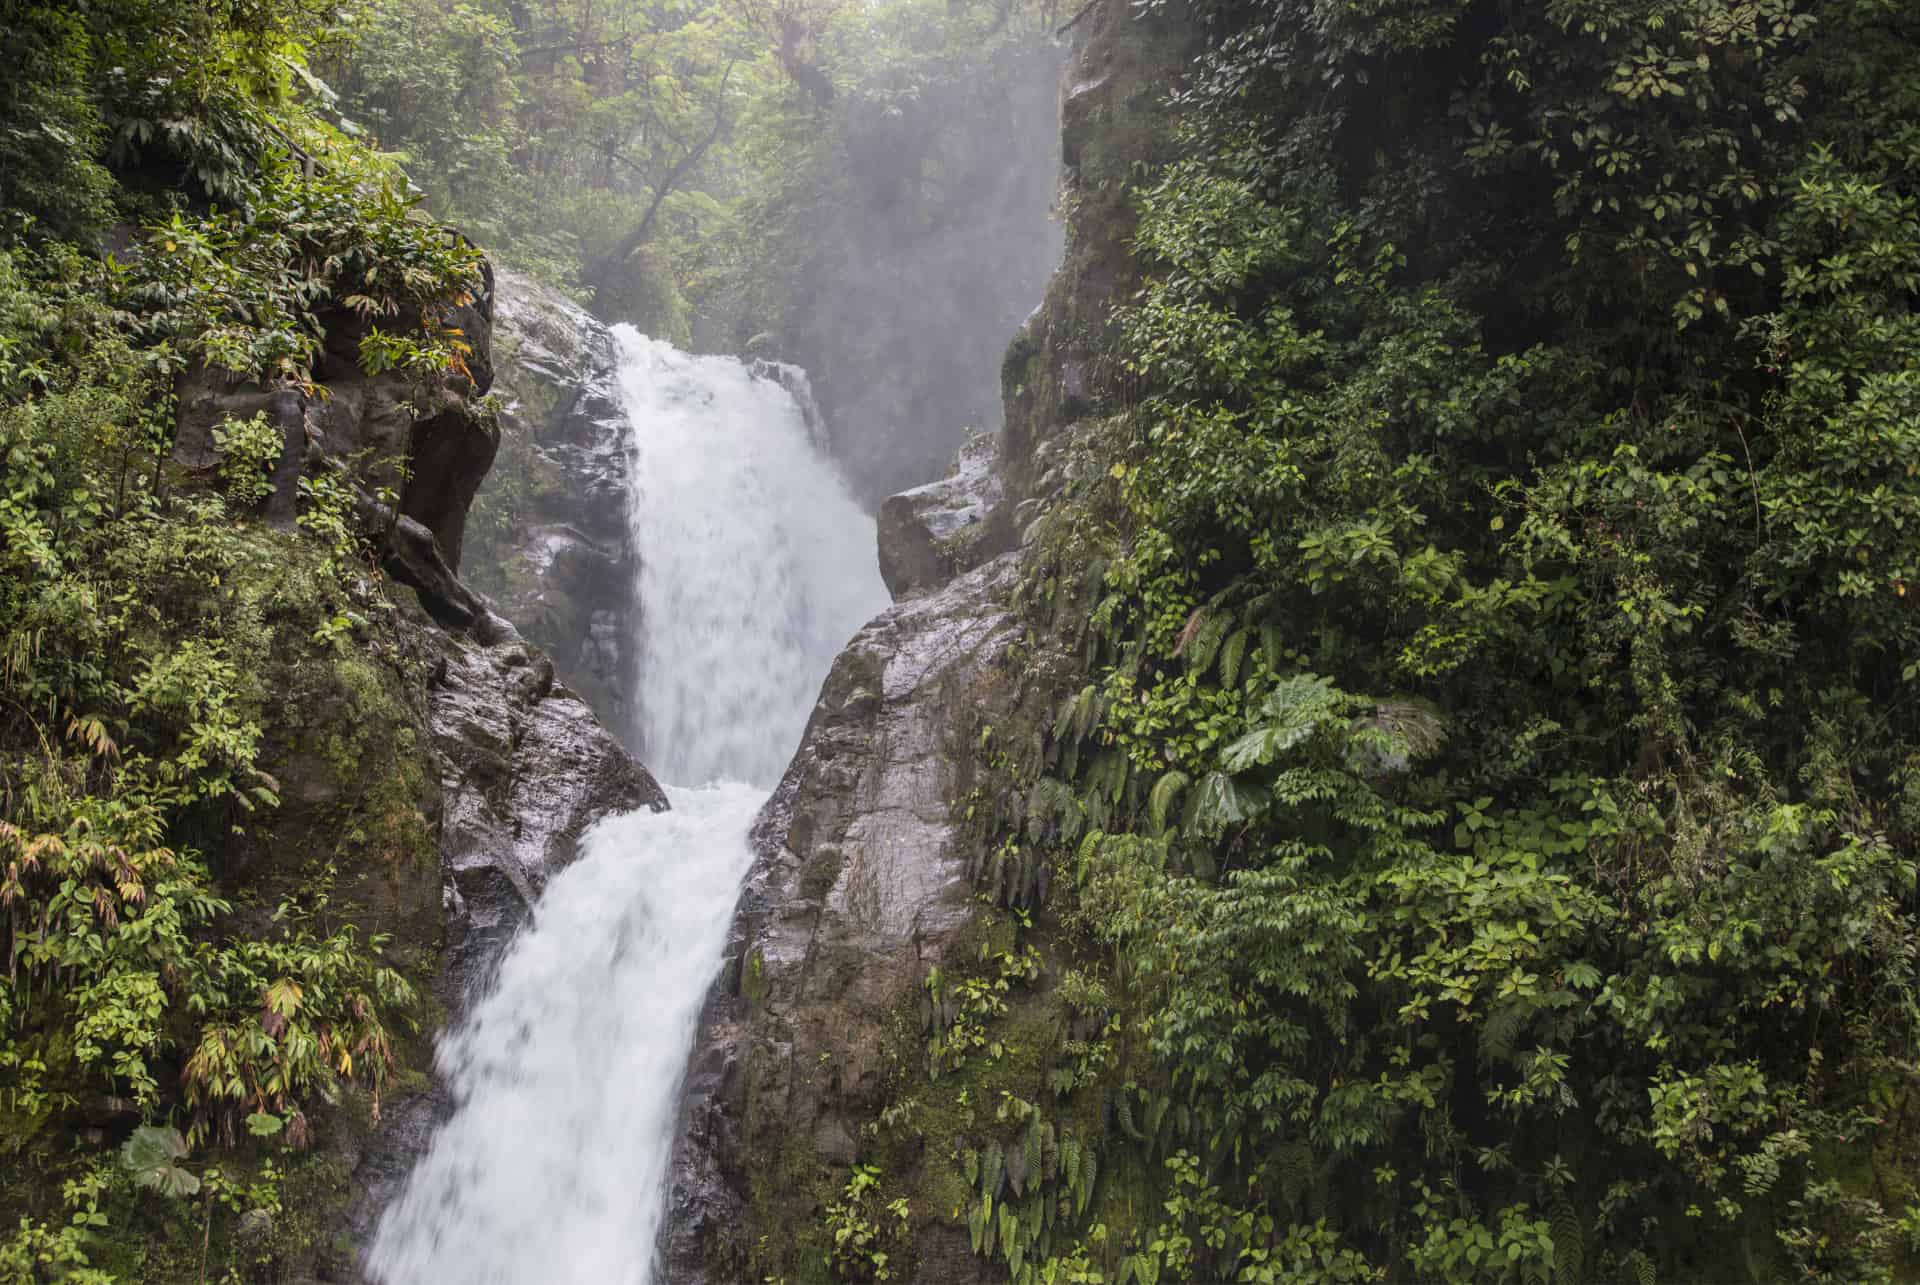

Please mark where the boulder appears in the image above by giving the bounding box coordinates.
[875,432,1003,600]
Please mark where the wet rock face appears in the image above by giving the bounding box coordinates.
[342,619,666,1257]
[425,634,666,995]
[663,555,1022,1283]
[997,0,1191,513]
[464,269,639,733]
[876,433,1004,600]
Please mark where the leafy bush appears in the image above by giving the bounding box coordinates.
[212,413,284,511]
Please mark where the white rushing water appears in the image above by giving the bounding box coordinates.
[620,328,886,786]
[367,327,887,1284]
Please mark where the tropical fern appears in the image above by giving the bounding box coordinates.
[1147,770,1189,836]
[1218,625,1251,687]
[1184,610,1230,673]
[1549,1199,1583,1285]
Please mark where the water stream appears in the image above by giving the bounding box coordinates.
[367,327,888,1284]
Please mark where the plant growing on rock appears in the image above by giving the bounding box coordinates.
[824,1165,913,1282]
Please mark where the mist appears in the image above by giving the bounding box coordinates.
[704,40,1067,504]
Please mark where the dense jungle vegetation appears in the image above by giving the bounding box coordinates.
[0,0,1058,1277]
[5,0,1920,1281]
[0,1,491,1276]
[837,0,1920,1282]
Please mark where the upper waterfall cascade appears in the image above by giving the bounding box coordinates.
[366,328,888,1284]
[620,328,883,786]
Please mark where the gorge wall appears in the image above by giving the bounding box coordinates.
[660,2,1193,1278]
[463,272,643,734]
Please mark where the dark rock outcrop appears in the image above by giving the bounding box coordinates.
[663,555,1023,1282]
[427,633,665,994]
[173,265,500,572]
[464,269,639,732]
[998,2,1191,515]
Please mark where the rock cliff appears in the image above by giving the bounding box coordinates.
[464,270,641,732]
[663,555,1024,1281]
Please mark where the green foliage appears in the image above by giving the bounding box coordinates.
[0,7,116,243]
[914,0,1920,1280]
[120,1127,198,1199]
[0,1169,116,1285]
[0,4,465,1271]
[0,351,418,1148]
[1,0,357,244]
[323,0,761,306]
[212,413,283,512]
[824,1165,912,1281]
[129,161,483,386]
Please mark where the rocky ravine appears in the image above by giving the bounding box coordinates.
[660,0,1189,1277]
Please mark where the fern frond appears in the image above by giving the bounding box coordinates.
[1218,626,1251,688]
[1549,1199,1583,1285]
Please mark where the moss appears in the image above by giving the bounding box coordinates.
[742,948,769,1009]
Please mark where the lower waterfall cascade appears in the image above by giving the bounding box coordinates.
[366,328,889,1284]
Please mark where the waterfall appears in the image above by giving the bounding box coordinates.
[620,330,882,785]
[367,327,887,1284]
